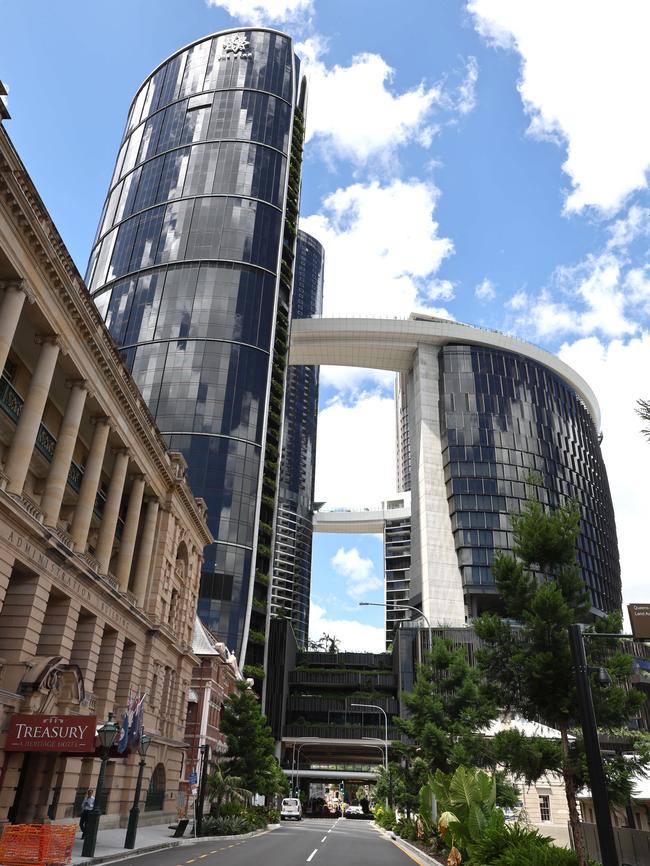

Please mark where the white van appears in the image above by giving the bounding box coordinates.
[281,797,302,821]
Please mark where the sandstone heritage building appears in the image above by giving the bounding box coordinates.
[0,114,211,825]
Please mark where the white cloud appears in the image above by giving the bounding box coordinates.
[206,0,312,24]
[297,37,442,163]
[315,391,396,504]
[456,56,479,115]
[558,333,650,611]
[507,252,642,340]
[309,602,385,653]
[301,179,454,317]
[319,365,395,393]
[607,205,650,251]
[468,0,650,213]
[475,277,496,301]
[331,547,383,600]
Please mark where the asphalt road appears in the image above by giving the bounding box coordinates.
[113,818,425,866]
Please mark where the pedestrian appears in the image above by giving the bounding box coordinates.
[79,788,95,837]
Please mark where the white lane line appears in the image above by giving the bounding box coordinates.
[321,836,327,842]
[307,849,318,862]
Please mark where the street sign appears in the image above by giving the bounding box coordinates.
[628,603,650,640]
[188,771,198,785]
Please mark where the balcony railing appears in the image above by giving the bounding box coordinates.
[290,671,396,690]
[284,723,401,741]
[287,696,399,714]
[0,374,125,543]
[297,651,392,669]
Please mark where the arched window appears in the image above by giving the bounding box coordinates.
[175,541,188,580]
[145,763,166,811]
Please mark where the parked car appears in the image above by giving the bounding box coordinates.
[281,797,302,821]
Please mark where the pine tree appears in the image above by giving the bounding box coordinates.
[475,495,644,866]
[396,635,499,774]
[220,682,286,798]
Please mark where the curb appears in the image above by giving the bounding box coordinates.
[72,823,279,865]
[370,822,445,866]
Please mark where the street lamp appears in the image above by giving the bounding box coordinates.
[351,701,389,802]
[124,729,151,849]
[82,713,120,858]
[294,742,316,797]
[290,739,318,794]
[359,601,432,657]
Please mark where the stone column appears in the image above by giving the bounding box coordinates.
[69,613,104,694]
[115,474,146,591]
[0,280,32,376]
[95,449,129,575]
[5,336,61,495]
[70,417,110,552]
[131,497,159,604]
[36,592,81,662]
[93,628,124,720]
[41,381,88,527]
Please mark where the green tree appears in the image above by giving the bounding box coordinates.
[220,682,286,799]
[205,764,252,818]
[475,495,644,866]
[396,635,499,774]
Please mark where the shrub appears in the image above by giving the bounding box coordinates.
[467,817,590,866]
[396,817,418,841]
[373,804,397,831]
[200,815,251,836]
[213,801,245,818]
[250,804,280,825]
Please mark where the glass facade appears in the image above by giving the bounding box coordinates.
[270,231,323,647]
[439,345,621,615]
[88,28,306,659]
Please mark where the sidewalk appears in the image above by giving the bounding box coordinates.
[71,821,278,865]
[72,821,189,865]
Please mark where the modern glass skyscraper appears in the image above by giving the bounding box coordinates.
[270,230,323,647]
[87,28,307,674]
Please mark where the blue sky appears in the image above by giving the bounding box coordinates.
[3,0,650,651]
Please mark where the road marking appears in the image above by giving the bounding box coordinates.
[186,861,195,864]
[199,856,208,860]
[321,835,327,842]
[392,839,427,865]
[306,849,318,862]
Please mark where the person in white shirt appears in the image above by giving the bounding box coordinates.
[79,789,95,837]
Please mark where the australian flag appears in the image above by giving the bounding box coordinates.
[117,694,133,754]
[128,694,146,750]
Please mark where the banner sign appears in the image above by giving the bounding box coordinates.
[5,714,96,752]
[628,604,650,640]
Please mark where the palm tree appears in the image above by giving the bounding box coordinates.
[206,763,252,818]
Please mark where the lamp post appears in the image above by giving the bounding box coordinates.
[124,729,151,849]
[568,624,619,866]
[294,742,316,798]
[359,601,432,656]
[362,737,388,770]
[82,713,119,858]
[351,701,390,805]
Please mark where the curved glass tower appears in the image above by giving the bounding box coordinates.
[87,28,307,670]
[271,230,323,646]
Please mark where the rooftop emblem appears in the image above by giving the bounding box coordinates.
[220,34,252,60]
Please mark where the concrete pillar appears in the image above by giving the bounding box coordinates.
[0,549,16,614]
[69,613,104,693]
[93,628,124,720]
[5,336,61,495]
[41,381,88,527]
[36,592,81,662]
[131,497,159,604]
[114,474,145,590]
[0,280,31,376]
[409,344,466,626]
[70,417,110,551]
[0,572,51,666]
[94,449,129,575]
